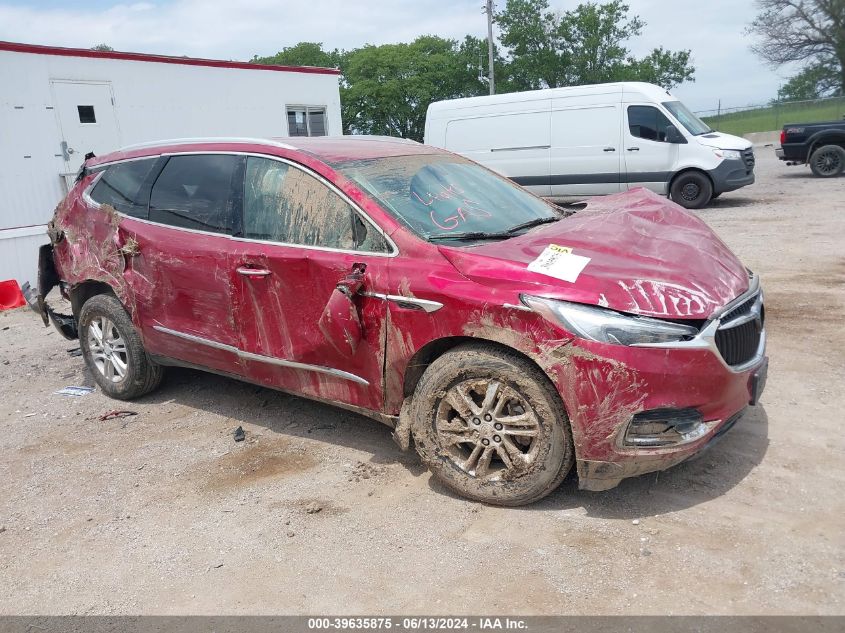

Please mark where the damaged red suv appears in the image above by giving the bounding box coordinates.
[25,136,767,505]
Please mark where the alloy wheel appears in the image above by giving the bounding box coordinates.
[87,316,128,383]
[814,150,842,176]
[435,378,541,480]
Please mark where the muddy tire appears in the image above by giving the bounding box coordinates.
[670,170,713,209]
[409,343,573,506]
[78,294,163,400]
[809,144,845,178]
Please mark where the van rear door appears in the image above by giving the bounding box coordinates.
[443,102,551,197]
[549,104,623,197]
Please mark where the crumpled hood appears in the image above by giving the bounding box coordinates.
[438,188,750,320]
[695,131,752,151]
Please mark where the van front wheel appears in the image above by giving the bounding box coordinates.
[670,171,713,209]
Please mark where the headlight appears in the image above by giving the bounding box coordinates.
[522,295,699,346]
[713,148,742,160]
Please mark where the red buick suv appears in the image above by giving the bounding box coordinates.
[25,136,767,505]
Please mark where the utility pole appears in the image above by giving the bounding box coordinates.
[485,0,495,95]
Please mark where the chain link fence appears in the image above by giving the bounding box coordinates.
[694,96,845,137]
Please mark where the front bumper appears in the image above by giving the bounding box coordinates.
[545,278,767,491]
[708,159,755,194]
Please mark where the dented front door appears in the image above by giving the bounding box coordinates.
[230,156,389,411]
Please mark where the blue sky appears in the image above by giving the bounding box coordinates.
[0,0,798,113]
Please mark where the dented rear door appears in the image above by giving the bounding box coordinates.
[128,154,243,375]
[230,156,390,411]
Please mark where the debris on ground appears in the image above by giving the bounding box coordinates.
[348,461,386,483]
[286,530,295,538]
[233,426,245,442]
[66,347,82,357]
[304,502,322,515]
[99,410,138,421]
[54,386,94,397]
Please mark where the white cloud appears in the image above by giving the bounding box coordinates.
[0,0,796,112]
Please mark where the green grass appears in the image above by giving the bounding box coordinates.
[700,97,845,136]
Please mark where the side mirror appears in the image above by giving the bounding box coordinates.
[666,125,687,144]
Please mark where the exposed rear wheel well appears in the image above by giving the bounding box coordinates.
[69,281,117,321]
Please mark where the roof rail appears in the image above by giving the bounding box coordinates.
[119,137,297,152]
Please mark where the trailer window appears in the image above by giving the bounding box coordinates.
[149,155,238,234]
[287,106,327,137]
[77,105,96,124]
[89,158,158,218]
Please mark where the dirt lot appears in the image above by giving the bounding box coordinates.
[0,150,843,615]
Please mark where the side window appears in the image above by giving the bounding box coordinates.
[286,106,328,137]
[89,158,158,218]
[243,156,388,252]
[628,105,673,142]
[149,154,237,234]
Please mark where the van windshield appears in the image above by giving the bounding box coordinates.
[662,100,712,135]
[335,154,558,241]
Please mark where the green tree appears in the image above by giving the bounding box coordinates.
[496,0,568,89]
[91,44,114,51]
[251,42,342,69]
[341,36,486,139]
[779,61,843,100]
[748,0,845,96]
[496,0,694,90]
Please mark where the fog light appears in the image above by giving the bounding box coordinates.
[624,408,706,447]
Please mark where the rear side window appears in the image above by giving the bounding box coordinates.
[89,158,157,218]
[149,155,238,234]
[243,156,388,252]
[628,105,673,142]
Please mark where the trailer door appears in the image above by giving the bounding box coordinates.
[51,80,121,190]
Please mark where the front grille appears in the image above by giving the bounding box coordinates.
[742,148,755,171]
[714,292,763,366]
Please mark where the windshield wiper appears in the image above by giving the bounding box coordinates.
[505,215,559,234]
[429,231,512,241]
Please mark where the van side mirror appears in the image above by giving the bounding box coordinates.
[666,125,687,144]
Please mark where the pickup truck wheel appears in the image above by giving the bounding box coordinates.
[409,344,573,506]
[670,171,713,209]
[78,294,163,400]
[809,145,845,177]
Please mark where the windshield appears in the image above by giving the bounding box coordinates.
[662,100,713,135]
[335,154,558,241]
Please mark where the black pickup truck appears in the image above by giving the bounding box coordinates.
[776,119,845,177]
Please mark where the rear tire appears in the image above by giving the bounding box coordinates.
[409,343,573,506]
[670,170,713,209]
[78,294,163,400]
[809,144,845,178]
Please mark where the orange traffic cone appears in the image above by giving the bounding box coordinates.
[0,279,27,311]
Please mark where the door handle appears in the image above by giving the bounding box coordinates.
[627,147,640,152]
[603,147,616,152]
[237,267,271,277]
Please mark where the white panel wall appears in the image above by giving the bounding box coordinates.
[0,49,342,285]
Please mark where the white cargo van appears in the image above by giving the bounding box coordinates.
[424,82,755,209]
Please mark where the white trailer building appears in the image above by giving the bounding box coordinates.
[0,41,343,286]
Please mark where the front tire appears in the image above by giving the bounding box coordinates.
[809,144,845,177]
[409,344,573,506]
[670,171,713,209]
[79,294,163,400]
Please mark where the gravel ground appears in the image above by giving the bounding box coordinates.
[0,150,843,615]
